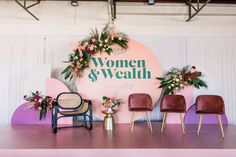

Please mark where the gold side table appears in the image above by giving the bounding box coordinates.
[102,110,116,130]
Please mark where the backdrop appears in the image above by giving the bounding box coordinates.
[0,35,235,124]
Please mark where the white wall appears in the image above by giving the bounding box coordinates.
[0,35,235,124]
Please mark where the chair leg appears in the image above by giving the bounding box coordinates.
[130,112,134,126]
[146,112,150,128]
[130,112,135,132]
[180,113,185,135]
[161,112,167,133]
[146,112,153,132]
[197,114,203,136]
[164,112,168,129]
[217,114,225,138]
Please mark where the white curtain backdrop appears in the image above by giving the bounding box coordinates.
[0,35,235,125]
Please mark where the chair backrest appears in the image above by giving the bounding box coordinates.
[128,93,153,111]
[196,95,225,114]
[56,92,82,109]
[160,95,186,112]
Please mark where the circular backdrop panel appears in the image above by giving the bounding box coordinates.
[76,40,162,123]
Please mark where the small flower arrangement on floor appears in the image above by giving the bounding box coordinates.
[156,65,208,95]
[23,91,54,120]
[102,96,124,112]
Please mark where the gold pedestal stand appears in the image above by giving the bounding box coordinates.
[102,110,116,130]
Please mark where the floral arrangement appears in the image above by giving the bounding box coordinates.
[102,96,124,111]
[61,24,129,81]
[156,65,208,95]
[23,91,54,120]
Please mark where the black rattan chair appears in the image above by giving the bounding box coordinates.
[51,92,93,133]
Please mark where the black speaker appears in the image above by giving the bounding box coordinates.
[148,0,155,5]
[71,0,78,6]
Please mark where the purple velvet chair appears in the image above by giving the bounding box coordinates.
[128,93,153,132]
[160,95,186,135]
[196,95,225,138]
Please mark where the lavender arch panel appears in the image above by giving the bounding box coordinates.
[11,103,51,124]
[184,104,228,124]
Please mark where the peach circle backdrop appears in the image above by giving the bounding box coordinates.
[76,40,162,123]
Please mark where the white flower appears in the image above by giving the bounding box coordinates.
[168,86,171,89]
[175,78,180,82]
[118,37,122,41]
[99,44,103,47]
[105,39,108,43]
[111,36,114,40]
[171,84,174,87]
[180,84,184,87]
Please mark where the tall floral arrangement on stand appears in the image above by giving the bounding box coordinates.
[61,24,129,81]
[23,91,54,120]
[156,66,208,95]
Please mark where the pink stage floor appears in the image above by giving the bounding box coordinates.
[0,122,236,149]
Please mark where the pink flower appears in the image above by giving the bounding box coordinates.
[92,39,96,43]
[79,45,85,51]
[110,27,117,36]
[192,66,196,70]
[77,64,81,68]
[83,42,89,47]
[79,53,83,57]
[89,44,95,51]
[72,71,78,77]
[38,107,42,111]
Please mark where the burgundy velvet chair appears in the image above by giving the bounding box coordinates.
[196,95,225,138]
[160,95,186,134]
[128,93,153,132]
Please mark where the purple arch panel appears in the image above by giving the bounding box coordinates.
[11,103,51,124]
[184,104,228,124]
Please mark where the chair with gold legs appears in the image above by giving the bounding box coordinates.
[128,93,153,132]
[196,95,225,138]
[160,95,186,135]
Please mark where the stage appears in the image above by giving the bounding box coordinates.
[0,122,236,149]
[0,123,236,156]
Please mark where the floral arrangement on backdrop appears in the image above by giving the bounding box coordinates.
[156,66,208,95]
[61,24,129,81]
[102,96,124,111]
[23,91,54,120]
